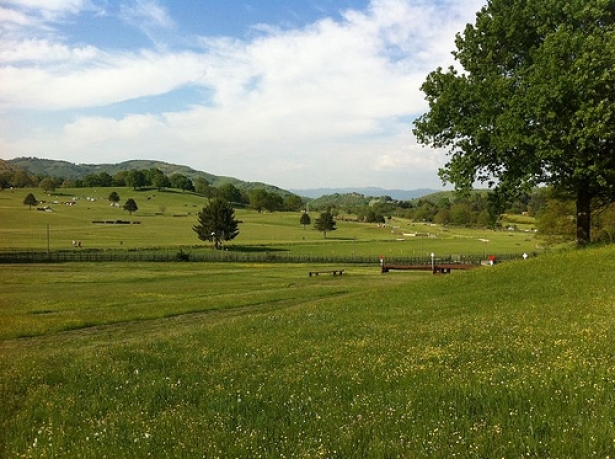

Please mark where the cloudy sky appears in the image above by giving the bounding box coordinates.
[0,0,485,190]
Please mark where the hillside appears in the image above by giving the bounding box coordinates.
[6,157,438,200]
[5,157,290,196]
[0,159,15,171]
[291,186,438,200]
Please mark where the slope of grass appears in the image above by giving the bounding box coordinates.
[1,188,537,257]
[2,246,615,457]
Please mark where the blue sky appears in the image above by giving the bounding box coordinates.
[0,0,485,190]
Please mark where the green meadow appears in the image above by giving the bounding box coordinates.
[4,187,608,458]
[2,248,615,457]
[0,188,537,259]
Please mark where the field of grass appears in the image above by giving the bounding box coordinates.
[2,246,615,457]
[0,188,538,258]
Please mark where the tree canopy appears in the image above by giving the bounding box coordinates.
[300,212,311,229]
[39,178,56,193]
[23,193,38,209]
[413,0,615,245]
[108,191,120,204]
[123,198,138,215]
[314,211,336,239]
[193,198,240,250]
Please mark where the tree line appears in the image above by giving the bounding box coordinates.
[3,167,305,213]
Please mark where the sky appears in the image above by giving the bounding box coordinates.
[0,0,486,190]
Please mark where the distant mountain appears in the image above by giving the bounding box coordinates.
[290,187,438,200]
[5,157,291,195]
[6,157,441,200]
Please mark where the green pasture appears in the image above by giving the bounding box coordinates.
[0,263,415,341]
[2,246,615,457]
[0,188,538,258]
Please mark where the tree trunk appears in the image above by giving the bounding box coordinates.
[576,187,591,246]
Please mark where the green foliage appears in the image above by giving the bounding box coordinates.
[193,198,240,249]
[310,192,370,211]
[126,170,147,190]
[148,168,171,190]
[108,191,120,203]
[299,212,311,228]
[314,211,336,238]
[413,0,615,245]
[193,177,217,198]
[38,178,56,193]
[11,170,34,188]
[123,198,138,215]
[217,183,243,204]
[248,188,275,213]
[22,192,37,209]
[284,194,304,211]
[170,173,194,192]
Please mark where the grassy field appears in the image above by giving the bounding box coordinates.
[2,246,615,457]
[0,187,538,258]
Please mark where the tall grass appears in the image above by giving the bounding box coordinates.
[2,246,615,457]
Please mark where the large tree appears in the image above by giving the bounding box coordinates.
[148,168,170,191]
[413,0,615,245]
[39,178,56,193]
[126,170,147,190]
[218,183,243,204]
[248,189,268,213]
[193,198,240,250]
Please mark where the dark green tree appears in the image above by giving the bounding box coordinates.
[23,192,38,209]
[248,189,268,213]
[126,170,147,190]
[113,171,128,187]
[413,0,615,245]
[314,211,336,239]
[300,212,311,229]
[0,171,12,189]
[98,172,114,187]
[11,170,33,188]
[218,183,243,204]
[264,192,283,212]
[148,168,170,191]
[108,191,120,205]
[170,173,194,192]
[123,198,138,215]
[82,173,100,187]
[39,178,56,193]
[193,198,240,250]
[284,194,304,212]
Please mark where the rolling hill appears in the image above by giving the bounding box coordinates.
[6,157,437,200]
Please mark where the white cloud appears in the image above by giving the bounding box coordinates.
[0,39,99,63]
[0,51,205,110]
[120,0,173,28]
[0,6,33,27]
[2,0,87,15]
[0,0,486,188]
[119,0,175,44]
[0,0,92,30]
